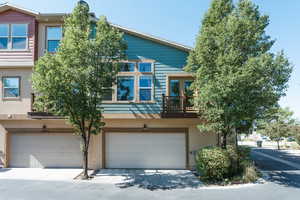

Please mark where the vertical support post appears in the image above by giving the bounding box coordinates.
[183,95,186,114]
[31,93,35,112]
[162,94,165,117]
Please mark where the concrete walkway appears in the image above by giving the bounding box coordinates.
[0,168,82,181]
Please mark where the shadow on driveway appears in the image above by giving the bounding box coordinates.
[250,148,300,189]
[266,171,300,188]
[0,168,12,172]
[93,169,202,190]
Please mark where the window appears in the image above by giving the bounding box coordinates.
[0,24,28,50]
[120,62,135,72]
[46,26,62,53]
[103,61,154,102]
[184,80,193,96]
[0,24,9,49]
[138,62,152,72]
[139,76,153,101]
[2,77,20,99]
[103,82,113,101]
[170,80,180,96]
[117,76,134,101]
[12,24,27,49]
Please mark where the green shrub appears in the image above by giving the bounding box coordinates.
[195,145,257,183]
[226,145,239,176]
[195,146,230,181]
[237,146,251,160]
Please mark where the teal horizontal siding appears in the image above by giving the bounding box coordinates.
[102,33,189,114]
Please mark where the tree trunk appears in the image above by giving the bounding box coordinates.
[277,140,280,150]
[220,132,227,149]
[217,132,220,147]
[82,148,89,179]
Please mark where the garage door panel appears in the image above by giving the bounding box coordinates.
[10,133,82,168]
[106,132,186,169]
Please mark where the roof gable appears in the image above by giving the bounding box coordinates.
[0,2,39,16]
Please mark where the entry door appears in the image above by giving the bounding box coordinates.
[168,78,193,111]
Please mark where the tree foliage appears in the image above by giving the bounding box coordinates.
[32,2,126,178]
[186,0,292,148]
[257,107,296,149]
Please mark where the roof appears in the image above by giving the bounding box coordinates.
[0,2,39,16]
[0,2,192,52]
[111,23,192,52]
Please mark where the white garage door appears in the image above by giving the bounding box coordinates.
[106,132,186,169]
[10,133,82,168]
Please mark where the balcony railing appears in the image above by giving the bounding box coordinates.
[28,93,62,118]
[161,94,198,118]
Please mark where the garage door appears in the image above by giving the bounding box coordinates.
[105,132,186,169]
[10,133,82,168]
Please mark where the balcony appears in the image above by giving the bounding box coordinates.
[161,94,198,118]
[28,93,62,119]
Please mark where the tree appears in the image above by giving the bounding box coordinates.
[186,0,292,149]
[32,1,126,179]
[257,107,296,150]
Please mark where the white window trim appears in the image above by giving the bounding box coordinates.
[45,25,62,53]
[0,23,29,51]
[139,75,153,102]
[2,76,21,100]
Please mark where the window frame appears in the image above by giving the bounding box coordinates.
[0,23,29,51]
[102,60,155,103]
[45,25,62,53]
[138,75,153,102]
[2,76,21,100]
[138,62,153,73]
[116,75,136,102]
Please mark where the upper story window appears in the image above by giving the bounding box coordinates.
[138,62,152,72]
[103,61,154,102]
[46,26,62,53]
[2,77,20,99]
[139,76,153,101]
[0,24,28,50]
[120,62,135,72]
[117,76,135,101]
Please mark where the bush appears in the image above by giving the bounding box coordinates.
[195,146,230,181]
[242,164,259,183]
[196,145,257,183]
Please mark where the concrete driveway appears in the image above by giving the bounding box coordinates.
[0,168,82,181]
[91,169,203,190]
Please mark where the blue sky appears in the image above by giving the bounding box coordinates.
[4,0,300,118]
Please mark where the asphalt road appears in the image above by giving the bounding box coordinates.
[0,148,300,200]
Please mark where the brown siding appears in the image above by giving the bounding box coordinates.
[0,10,36,66]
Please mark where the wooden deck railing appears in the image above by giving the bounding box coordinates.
[28,93,60,118]
[161,94,197,118]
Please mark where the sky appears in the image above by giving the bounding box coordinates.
[3,0,300,118]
